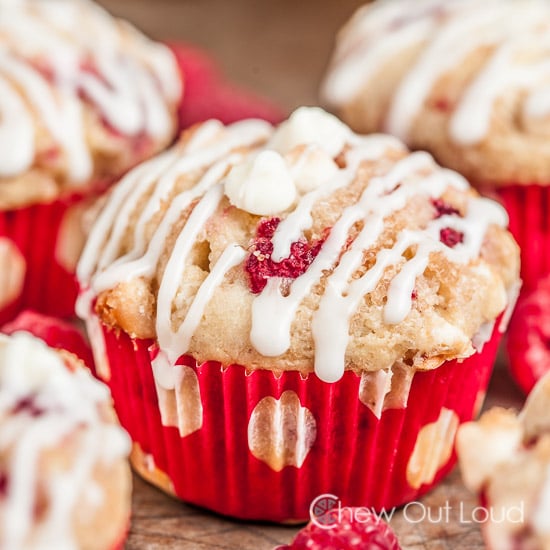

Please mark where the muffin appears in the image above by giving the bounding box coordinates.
[0,331,132,549]
[77,106,520,521]
[322,0,549,291]
[0,0,181,323]
[457,372,550,550]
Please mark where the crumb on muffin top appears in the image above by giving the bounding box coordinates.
[0,0,181,208]
[0,331,131,549]
[77,107,520,384]
[322,0,550,186]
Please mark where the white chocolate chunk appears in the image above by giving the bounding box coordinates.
[268,106,350,157]
[225,150,296,215]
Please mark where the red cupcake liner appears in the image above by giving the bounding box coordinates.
[1,310,95,372]
[494,185,550,291]
[96,318,503,523]
[0,186,108,325]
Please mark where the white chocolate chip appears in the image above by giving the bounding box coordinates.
[268,106,351,157]
[288,145,339,194]
[225,150,296,215]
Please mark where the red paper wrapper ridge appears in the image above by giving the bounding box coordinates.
[97,319,503,523]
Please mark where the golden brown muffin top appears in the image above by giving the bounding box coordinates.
[77,107,520,384]
[457,373,550,550]
[322,0,550,186]
[0,0,181,209]
[0,332,131,549]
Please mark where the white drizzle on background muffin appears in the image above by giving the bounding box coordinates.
[0,332,130,549]
[77,107,516,384]
[322,0,550,146]
[0,0,181,182]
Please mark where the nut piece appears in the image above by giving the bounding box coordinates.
[407,407,459,489]
[0,237,25,309]
[247,390,317,472]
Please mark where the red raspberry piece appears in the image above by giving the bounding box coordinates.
[440,227,464,248]
[11,397,45,418]
[433,98,451,112]
[0,472,7,498]
[168,43,284,129]
[507,276,550,394]
[245,218,325,294]
[278,506,401,550]
[432,198,460,218]
[1,310,95,372]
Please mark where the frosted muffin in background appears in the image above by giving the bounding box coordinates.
[0,0,181,322]
[322,0,549,291]
[458,372,550,550]
[0,331,131,549]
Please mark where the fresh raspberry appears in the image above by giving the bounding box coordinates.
[507,276,550,394]
[431,198,460,218]
[278,507,401,550]
[1,310,95,372]
[245,218,325,294]
[168,43,284,129]
[439,227,464,248]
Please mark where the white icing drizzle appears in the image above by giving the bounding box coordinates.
[0,0,181,182]
[78,119,272,396]
[323,0,550,145]
[154,183,224,365]
[77,108,510,386]
[0,332,130,549]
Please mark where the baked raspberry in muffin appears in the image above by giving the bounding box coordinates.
[0,0,181,322]
[457,372,550,550]
[0,331,131,549]
[322,0,549,291]
[77,107,519,521]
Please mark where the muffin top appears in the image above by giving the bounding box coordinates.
[457,373,550,549]
[77,107,520,384]
[0,331,131,549]
[0,0,181,209]
[322,0,550,186]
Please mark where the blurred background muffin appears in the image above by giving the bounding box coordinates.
[0,0,181,323]
[0,331,131,549]
[322,0,550,292]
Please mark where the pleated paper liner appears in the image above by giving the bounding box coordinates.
[96,318,502,523]
[0,184,108,325]
[494,184,550,292]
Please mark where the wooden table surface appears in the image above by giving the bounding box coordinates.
[96,2,526,548]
